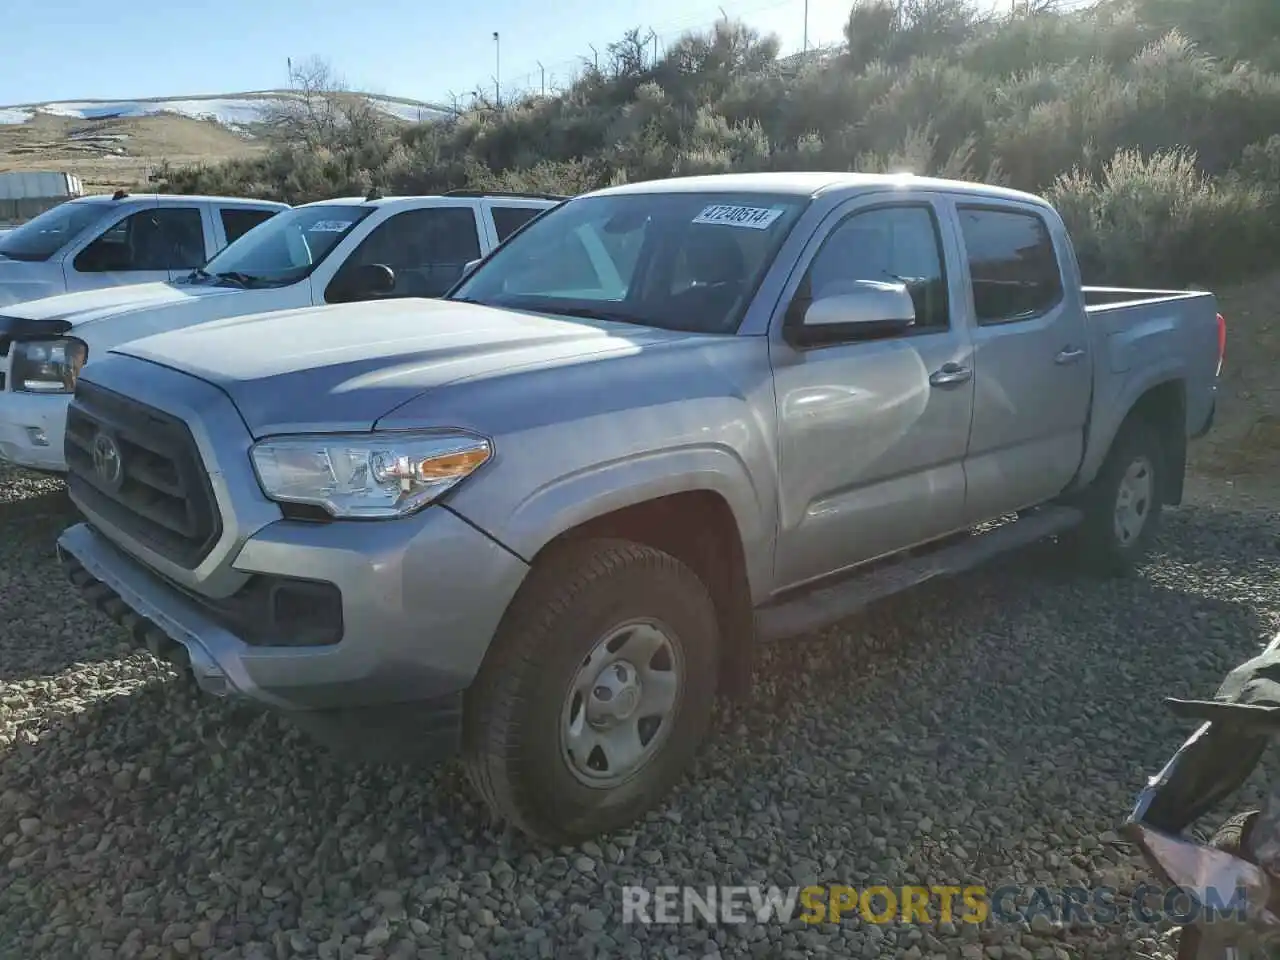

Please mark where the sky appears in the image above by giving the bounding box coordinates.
[1,0,1007,108]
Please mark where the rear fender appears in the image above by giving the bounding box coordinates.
[1072,363,1185,493]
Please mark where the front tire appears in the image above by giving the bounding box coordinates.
[462,538,719,845]
[1071,418,1165,576]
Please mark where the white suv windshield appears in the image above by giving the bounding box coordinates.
[0,200,110,262]
[450,191,808,334]
[193,204,372,287]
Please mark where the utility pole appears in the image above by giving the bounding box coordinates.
[649,29,658,65]
[803,0,809,53]
[286,57,293,87]
[493,31,501,106]
[589,43,599,70]
[537,60,546,96]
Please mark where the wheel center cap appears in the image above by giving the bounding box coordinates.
[613,686,640,719]
[589,660,642,726]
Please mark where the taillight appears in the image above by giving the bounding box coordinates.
[1216,313,1226,377]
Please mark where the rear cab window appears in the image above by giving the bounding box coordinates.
[956,206,1064,324]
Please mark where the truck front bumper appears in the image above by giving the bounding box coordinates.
[57,508,530,762]
[0,390,69,472]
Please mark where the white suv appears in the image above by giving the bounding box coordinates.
[0,190,562,472]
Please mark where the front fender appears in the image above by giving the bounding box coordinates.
[453,444,775,605]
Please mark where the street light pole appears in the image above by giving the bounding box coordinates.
[803,0,809,53]
[493,31,501,106]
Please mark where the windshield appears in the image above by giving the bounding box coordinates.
[449,191,809,334]
[0,200,110,262]
[196,204,373,286]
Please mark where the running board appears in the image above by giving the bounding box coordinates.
[754,506,1083,642]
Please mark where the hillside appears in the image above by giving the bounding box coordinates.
[153,0,1279,478]
[0,90,449,193]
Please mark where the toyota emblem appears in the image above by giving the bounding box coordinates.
[91,432,123,488]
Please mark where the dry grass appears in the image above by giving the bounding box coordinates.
[0,112,266,194]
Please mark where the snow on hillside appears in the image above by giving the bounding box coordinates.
[0,93,450,129]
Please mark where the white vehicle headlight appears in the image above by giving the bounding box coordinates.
[12,337,88,393]
[249,431,492,519]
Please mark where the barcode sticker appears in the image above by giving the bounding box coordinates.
[308,220,353,233]
[691,205,784,230]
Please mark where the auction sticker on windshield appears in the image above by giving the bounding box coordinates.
[308,220,354,233]
[692,205,784,230]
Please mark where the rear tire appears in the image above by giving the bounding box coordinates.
[462,538,719,845]
[1069,418,1165,576]
[1175,811,1259,960]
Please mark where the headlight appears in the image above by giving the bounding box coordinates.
[12,338,88,393]
[249,431,492,519]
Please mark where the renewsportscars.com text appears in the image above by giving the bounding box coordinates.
[621,884,1248,927]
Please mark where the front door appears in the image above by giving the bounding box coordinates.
[64,203,206,293]
[323,204,484,302]
[946,201,1093,523]
[770,195,976,591]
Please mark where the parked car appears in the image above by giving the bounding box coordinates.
[0,192,287,307]
[0,190,560,472]
[58,172,1224,843]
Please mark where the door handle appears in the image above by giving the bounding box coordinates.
[929,363,972,387]
[1055,347,1086,364]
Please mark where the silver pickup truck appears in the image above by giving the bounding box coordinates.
[56,172,1224,843]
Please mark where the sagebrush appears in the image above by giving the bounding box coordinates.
[161,0,1280,287]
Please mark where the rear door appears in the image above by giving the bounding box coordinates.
[947,199,1092,522]
[323,203,484,301]
[64,201,206,292]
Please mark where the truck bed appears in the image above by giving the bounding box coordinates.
[1076,285,1221,491]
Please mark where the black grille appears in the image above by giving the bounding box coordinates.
[65,381,222,568]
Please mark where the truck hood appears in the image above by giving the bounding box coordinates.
[3,280,244,326]
[112,298,708,437]
[0,257,65,308]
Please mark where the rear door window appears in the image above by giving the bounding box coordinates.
[220,207,279,245]
[956,207,1064,324]
[491,206,544,242]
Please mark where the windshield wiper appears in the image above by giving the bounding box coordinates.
[541,304,648,326]
[212,271,261,288]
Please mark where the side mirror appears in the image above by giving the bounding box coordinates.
[460,258,482,279]
[786,279,916,347]
[332,262,396,302]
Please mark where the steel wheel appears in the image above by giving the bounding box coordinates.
[1113,454,1154,546]
[560,619,684,788]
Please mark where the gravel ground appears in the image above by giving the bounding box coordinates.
[2,463,1279,960]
